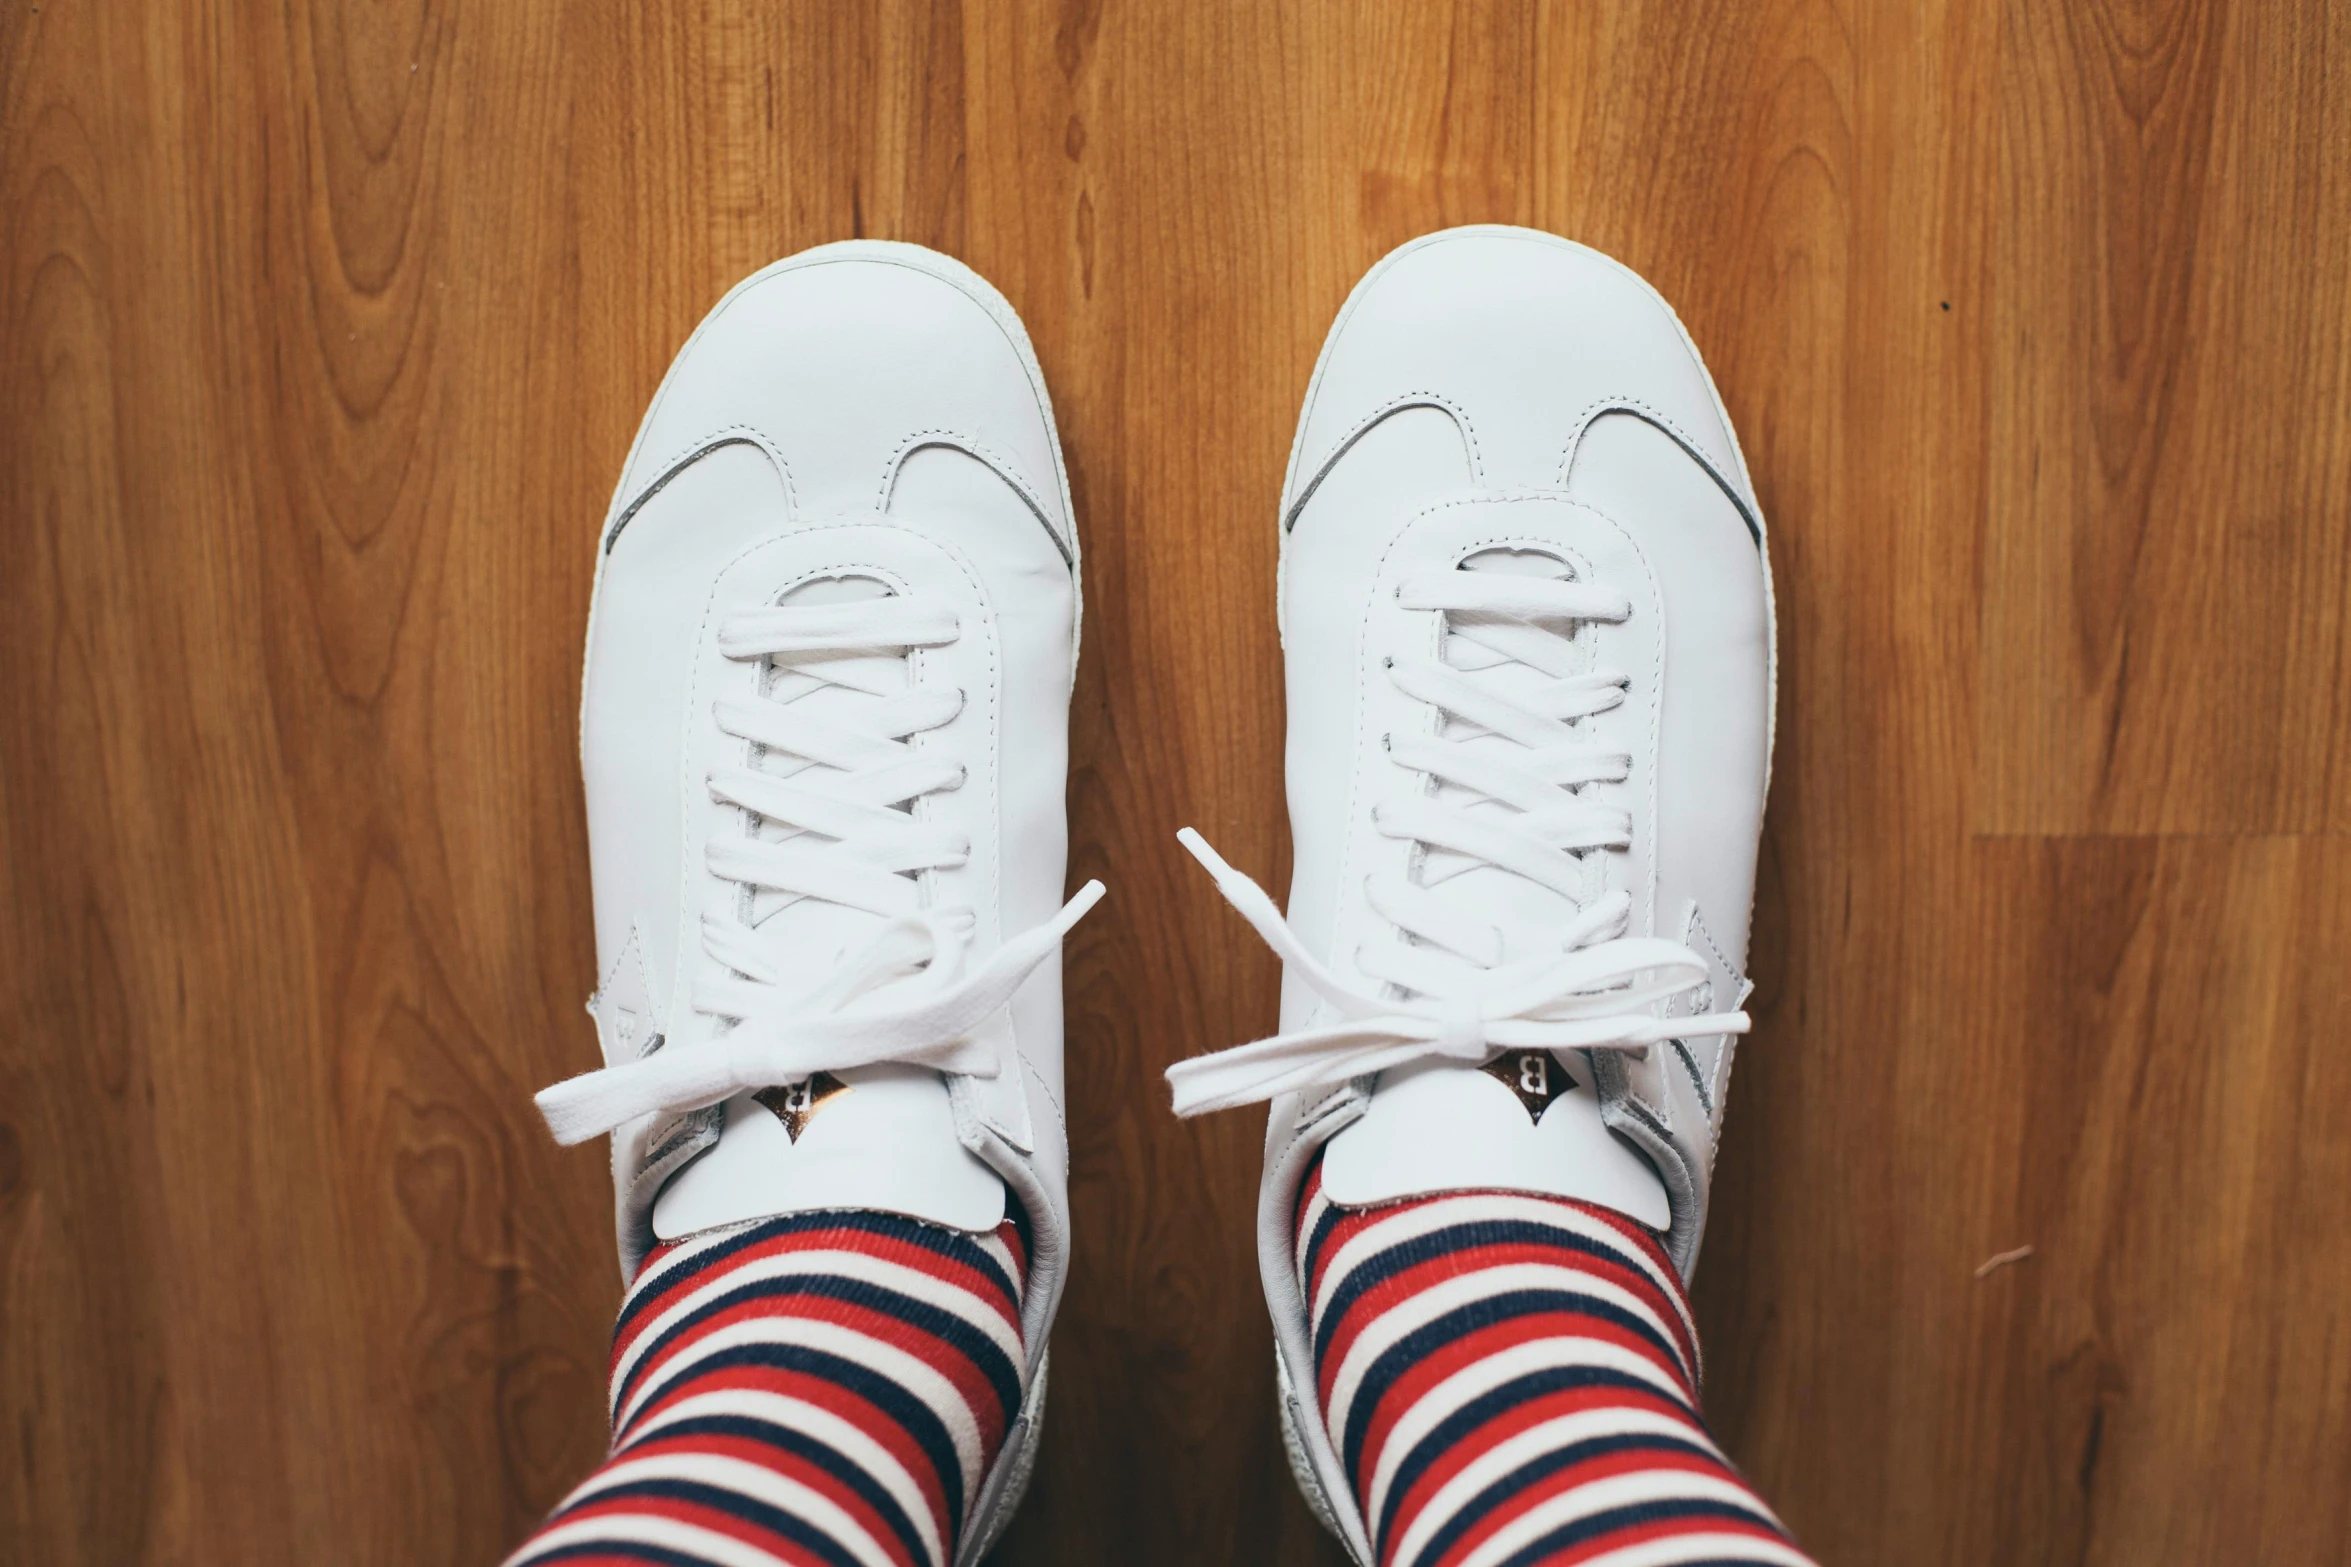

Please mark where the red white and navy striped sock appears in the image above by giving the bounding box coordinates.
[508,1207,1029,1567]
[1298,1160,1814,1567]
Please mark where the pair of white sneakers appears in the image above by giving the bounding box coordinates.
[536,226,1774,1566]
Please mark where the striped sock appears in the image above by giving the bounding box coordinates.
[508,1207,1029,1567]
[1298,1160,1815,1567]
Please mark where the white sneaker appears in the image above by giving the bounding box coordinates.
[537,241,1097,1563]
[1167,226,1774,1559]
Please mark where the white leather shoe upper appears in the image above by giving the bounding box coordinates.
[1175,227,1774,1565]
[546,248,1088,1474]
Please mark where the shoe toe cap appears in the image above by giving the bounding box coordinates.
[1288,226,1751,508]
[616,243,1070,537]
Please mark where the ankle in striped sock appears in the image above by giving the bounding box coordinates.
[509,1207,1029,1567]
[1298,1163,1814,1567]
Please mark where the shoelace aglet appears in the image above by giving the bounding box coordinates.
[1060,877,1108,925]
[1175,827,1285,936]
[1174,825,1220,871]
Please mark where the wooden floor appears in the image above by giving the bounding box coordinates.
[5,2,2349,1562]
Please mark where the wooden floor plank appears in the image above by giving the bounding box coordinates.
[1980,0,2351,834]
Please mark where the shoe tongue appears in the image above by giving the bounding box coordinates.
[651,1062,1008,1239]
[1319,1053,1670,1229]
[651,574,1007,1241]
[1321,549,1669,1228]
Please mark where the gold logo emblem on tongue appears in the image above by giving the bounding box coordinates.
[752,1072,853,1143]
[1480,1051,1573,1122]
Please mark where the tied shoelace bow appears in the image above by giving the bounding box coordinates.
[1165,569,1749,1118]
[537,594,1103,1147]
[537,890,1101,1145]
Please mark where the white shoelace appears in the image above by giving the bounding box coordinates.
[539,593,1102,1146]
[1166,568,1747,1117]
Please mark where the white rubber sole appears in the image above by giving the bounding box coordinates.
[959,1347,1050,1566]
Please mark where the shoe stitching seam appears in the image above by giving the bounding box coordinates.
[608,424,801,550]
[1572,492,1673,1127]
[902,538,1016,1141]
[1022,1053,1067,1138]
[1553,394,1765,552]
[1553,393,1717,488]
[1680,902,1743,1123]
[1683,904,1739,982]
[1288,391,1486,528]
[873,427,1073,567]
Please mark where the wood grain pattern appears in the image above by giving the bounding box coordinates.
[1980,0,2351,835]
[3,2,2347,1563]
